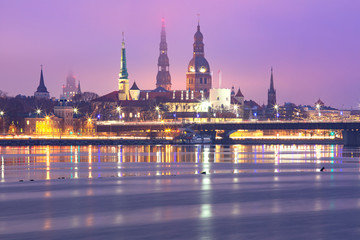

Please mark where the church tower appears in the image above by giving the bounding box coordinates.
[186,20,212,93]
[77,81,81,95]
[118,32,130,100]
[156,18,171,90]
[34,65,50,100]
[267,67,276,107]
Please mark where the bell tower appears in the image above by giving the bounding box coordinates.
[156,18,171,90]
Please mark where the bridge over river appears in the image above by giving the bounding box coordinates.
[96,121,360,146]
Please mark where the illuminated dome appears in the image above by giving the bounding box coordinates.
[188,56,210,73]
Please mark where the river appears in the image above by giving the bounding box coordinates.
[1,144,360,239]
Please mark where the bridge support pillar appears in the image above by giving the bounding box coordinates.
[343,129,360,146]
[218,130,233,143]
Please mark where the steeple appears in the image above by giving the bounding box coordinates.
[119,32,128,80]
[118,32,130,100]
[37,65,48,92]
[156,18,171,91]
[269,67,275,92]
[34,65,50,99]
[267,67,276,107]
[193,21,204,56]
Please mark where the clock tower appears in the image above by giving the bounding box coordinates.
[186,22,212,92]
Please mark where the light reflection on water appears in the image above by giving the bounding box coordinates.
[0,144,358,182]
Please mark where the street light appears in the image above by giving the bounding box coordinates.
[116,106,122,120]
[155,106,161,120]
[274,104,279,121]
[233,105,239,118]
[73,108,78,115]
[316,104,321,117]
[0,111,4,135]
[36,109,41,115]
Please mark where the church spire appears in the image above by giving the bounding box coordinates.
[34,65,50,99]
[118,32,130,100]
[270,67,275,92]
[197,13,200,29]
[119,32,128,80]
[267,67,276,107]
[156,17,171,90]
[193,17,204,56]
[37,65,48,92]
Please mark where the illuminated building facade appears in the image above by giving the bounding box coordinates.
[186,22,212,93]
[25,113,62,135]
[54,106,75,133]
[129,82,140,100]
[210,89,231,110]
[156,18,171,91]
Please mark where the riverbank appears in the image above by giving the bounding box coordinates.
[227,138,343,145]
[0,137,344,146]
[0,138,171,146]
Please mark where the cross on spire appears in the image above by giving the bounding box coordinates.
[121,32,125,48]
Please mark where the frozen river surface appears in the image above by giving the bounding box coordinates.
[1,144,360,239]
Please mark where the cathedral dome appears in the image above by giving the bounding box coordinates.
[188,56,210,73]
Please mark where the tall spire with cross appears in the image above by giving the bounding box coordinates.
[119,32,128,80]
[156,17,171,90]
[34,65,50,99]
[118,32,130,100]
[267,67,276,107]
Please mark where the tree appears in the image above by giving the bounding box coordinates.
[0,90,7,98]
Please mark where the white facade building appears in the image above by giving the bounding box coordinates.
[209,88,231,110]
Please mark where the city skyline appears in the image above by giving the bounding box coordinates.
[1,0,360,108]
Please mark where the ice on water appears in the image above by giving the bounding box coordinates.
[1,144,360,239]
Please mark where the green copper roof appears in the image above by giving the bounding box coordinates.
[119,33,128,79]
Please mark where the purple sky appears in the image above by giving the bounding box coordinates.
[1,0,360,108]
